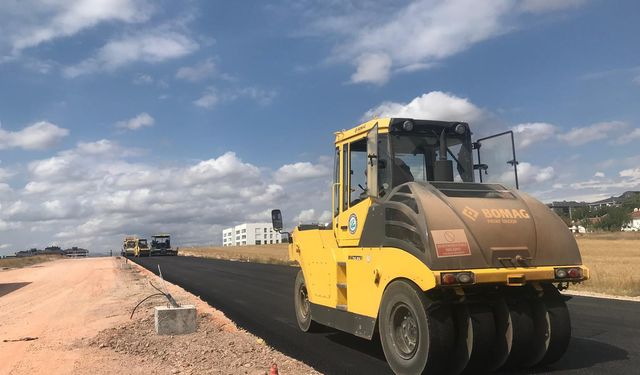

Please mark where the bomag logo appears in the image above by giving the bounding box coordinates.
[481,208,531,219]
[462,206,479,221]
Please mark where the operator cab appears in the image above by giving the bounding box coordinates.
[331,118,520,247]
[151,235,171,249]
[334,118,519,204]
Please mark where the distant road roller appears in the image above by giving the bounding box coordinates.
[272,118,588,375]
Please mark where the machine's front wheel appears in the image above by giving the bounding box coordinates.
[294,271,322,332]
[379,281,454,375]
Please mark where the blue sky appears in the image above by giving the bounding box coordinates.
[1,0,639,254]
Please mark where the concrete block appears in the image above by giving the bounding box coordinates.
[154,305,197,335]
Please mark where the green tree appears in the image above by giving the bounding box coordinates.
[595,206,631,231]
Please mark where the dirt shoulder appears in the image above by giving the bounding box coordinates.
[0,257,319,375]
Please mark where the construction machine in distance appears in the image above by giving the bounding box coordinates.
[122,236,150,257]
[150,234,178,256]
[122,236,136,257]
[272,118,589,375]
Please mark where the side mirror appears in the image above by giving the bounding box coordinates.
[271,209,283,232]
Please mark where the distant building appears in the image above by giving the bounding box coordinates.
[222,223,282,246]
[547,201,587,218]
[64,247,89,257]
[548,191,640,218]
[624,209,640,230]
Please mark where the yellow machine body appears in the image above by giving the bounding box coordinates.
[288,118,588,338]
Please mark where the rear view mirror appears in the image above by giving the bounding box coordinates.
[271,209,283,232]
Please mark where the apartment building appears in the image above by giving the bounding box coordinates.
[222,223,282,246]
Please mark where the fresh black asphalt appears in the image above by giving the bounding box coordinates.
[133,256,639,375]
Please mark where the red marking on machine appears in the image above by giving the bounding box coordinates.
[431,229,471,258]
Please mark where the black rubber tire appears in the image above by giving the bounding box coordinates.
[486,297,512,372]
[501,297,535,370]
[463,304,497,374]
[294,270,322,332]
[522,296,551,367]
[450,305,472,375]
[379,281,454,375]
[537,285,571,366]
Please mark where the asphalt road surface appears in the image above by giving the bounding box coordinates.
[133,256,639,375]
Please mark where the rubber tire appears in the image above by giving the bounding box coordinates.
[463,304,497,374]
[450,306,472,375]
[379,281,454,375]
[522,296,551,367]
[537,285,571,366]
[501,298,535,370]
[486,298,512,372]
[294,270,322,332]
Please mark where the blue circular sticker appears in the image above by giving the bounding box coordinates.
[348,214,358,234]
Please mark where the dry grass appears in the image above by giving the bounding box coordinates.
[180,244,292,265]
[573,232,640,297]
[0,255,62,270]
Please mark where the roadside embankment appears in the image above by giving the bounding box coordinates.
[180,244,291,265]
[0,257,319,374]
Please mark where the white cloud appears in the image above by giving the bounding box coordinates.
[194,88,219,109]
[333,0,513,83]
[594,171,605,178]
[293,209,332,224]
[520,0,587,14]
[275,162,331,184]
[116,112,154,131]
[350,52,392,85]
[194,86,277,109]
[558,121,627,146]
[633,75,640,85]
[176,59,216,82]
[133,73,153,85]
[232,87,278,106]
[0,121,69,150]
[64,29,198,77]
[620,168,640,180]
[0,0,152,56]
[617,128,640,144]
[363,91,487,124]
[511,122,557,148]
[512,162,555,186]
[76,139,121,155]
[0,139,340,254]
[298,0,586,85]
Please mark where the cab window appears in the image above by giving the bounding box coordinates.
[349,139,367,206]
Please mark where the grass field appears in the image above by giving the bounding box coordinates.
[0,255,62,270]
[183,232,640,297]
[573,232,640,296]
[180,244,290,265]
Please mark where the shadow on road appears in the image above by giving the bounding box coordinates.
[324,331,386,362]
[504,337,629,374]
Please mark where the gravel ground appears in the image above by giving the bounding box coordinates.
[0,257,320,375]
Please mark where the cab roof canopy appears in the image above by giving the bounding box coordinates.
[334,118,468,144]
[152,234,170,238]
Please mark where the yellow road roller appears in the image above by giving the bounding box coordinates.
[272,118,588,375]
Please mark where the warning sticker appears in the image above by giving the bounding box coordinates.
[431,229,471,258]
